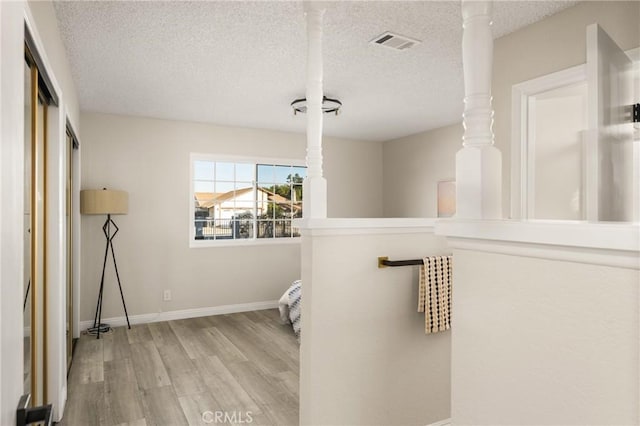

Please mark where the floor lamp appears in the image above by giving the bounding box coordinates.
[80,188,131,339]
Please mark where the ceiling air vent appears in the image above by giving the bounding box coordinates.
[370,31,421,51]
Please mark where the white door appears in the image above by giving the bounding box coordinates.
[586,23,636,222]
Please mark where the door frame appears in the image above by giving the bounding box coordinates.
[65,121,80,369]
[511,64,587,220]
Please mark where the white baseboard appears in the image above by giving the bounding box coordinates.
[79,300,279,331]
[427,419,451,426]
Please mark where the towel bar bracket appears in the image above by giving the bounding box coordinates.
[377,256,389,268]
[378,256,425,268]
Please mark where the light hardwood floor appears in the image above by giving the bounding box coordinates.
[60,309,299,426]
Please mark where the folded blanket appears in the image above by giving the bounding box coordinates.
[278,289,290,323]
[277,280,302,341]
[288,280,302,340]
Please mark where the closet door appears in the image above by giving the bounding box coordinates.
[23,54,33,399]
[24,46,50,407]
[66,129,75,370]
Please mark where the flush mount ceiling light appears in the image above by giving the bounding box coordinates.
[291,96,342,116]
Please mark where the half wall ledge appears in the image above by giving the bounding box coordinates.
[435,219,640,270]
[294,218,437,236]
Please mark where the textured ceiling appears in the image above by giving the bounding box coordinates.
[54,1,578,142]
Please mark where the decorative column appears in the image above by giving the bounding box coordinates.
[456,0,502,219]
[302,1,327,219]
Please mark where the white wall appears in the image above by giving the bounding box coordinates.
[299,221,451,425]
[451,249,639,425]
[324,135,384,218]
[383,124,461,218]
[382,1,640,218]
[79,112,383,322]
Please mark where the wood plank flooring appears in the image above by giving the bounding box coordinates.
[60,309,299,426]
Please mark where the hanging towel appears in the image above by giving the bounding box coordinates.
[418,255,452,334]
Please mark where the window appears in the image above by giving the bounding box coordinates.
[191,155,306,244]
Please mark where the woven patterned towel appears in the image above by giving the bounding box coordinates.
[418,255,452,334]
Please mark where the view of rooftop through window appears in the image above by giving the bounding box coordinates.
[192,159,306,242]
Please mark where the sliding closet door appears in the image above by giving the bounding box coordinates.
[66,129,75,370]
[23,55,33,398]
[24,46,50,407]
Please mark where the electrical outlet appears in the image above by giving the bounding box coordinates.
[163,290,171,301]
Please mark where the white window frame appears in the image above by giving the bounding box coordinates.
[189,153,306,248]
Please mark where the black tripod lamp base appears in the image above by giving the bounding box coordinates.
[86,323,111,336]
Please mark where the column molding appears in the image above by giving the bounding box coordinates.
[302,1,328,219]
[455,0,502,219]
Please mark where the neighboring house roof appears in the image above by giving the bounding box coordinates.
[210,187,254,205]
[194,187,255,209]
[194,192,222,209]
[194,187,301,212]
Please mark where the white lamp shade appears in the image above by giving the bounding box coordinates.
[80,189,128,215]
